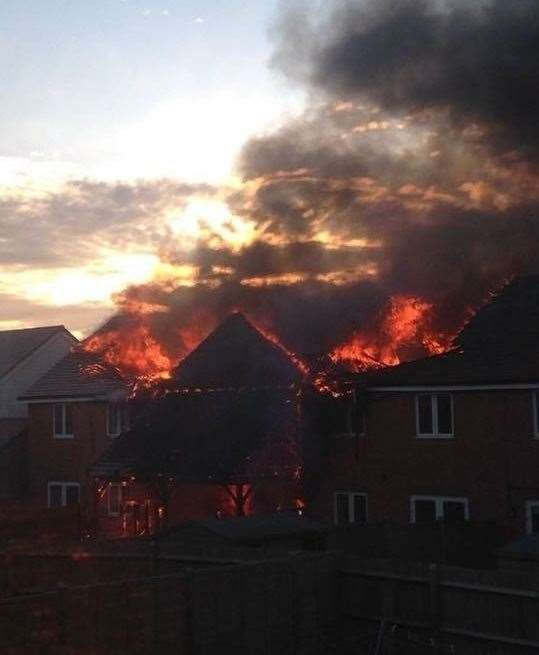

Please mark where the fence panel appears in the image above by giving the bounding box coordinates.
[340,556,539,654]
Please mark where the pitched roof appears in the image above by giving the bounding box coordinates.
[20,349,130,400]
[361,350,539,387]
[362,276,539,388]
[0,325,75,379]
[174,312,303,389]
[455,275,539,353]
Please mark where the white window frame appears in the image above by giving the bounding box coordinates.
[532,392,539,438]
[53,403,73,439]
[333,491,368,525]
[335,390,366,438]
[107,402,123,437]
[107,482,123,516]
[415,393,454,438]
[526,500,539,534]
[410,495,469,523]
[47,481,80,508]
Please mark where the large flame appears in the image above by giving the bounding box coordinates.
[330,295,453,371]
[82,294,459,386]
[84,324,174,381]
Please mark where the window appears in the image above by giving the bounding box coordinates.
[107,402,126,437]
[333,391,365,438]
[47,482,80,508]
[416,393,454,437]
[334,491,368,525]
[107,483,123,516]
[350,390,366,436]
[53,403,73,438]
[526,501,539,534]
[533,392,539,438]
[410,495,468,523]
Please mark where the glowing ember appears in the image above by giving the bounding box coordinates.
[83,324,174,381]
[251,320,310,376]
[331,295,454,371]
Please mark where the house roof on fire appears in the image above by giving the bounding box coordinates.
[361,276,539,388]
[91,313,302,480]
[0,325,75,380]
[20,349,130,401]
[174,312,303,389]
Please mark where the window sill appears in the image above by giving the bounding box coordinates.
[53,434,74,439]
[415,434,455,440]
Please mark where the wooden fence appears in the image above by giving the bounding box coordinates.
[0,553,338,654]
[340,556,539,654]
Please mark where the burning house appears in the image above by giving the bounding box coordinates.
[90,313,313,537]
[319,276,539,539]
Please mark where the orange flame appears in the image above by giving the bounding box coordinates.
[249,319,310,376]
[331,295,453,371]
[84,324,174,381]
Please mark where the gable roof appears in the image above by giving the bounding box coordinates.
[20,349,130,401]
[0,325,75,379]
[174,312,303,389]
[361,350,539,388]
[455,275,539,354]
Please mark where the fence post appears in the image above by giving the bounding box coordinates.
[428,563,442,654]
[150,539,161,654]
[183,568,195,655]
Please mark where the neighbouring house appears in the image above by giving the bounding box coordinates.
[20,350,130,514]
[315,275,539,540]
[90,313,308,538]
[0,325,77,500]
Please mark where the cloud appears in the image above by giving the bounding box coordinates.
[0,179,212,269]
[273,0,539,162]
[6,1,539,361]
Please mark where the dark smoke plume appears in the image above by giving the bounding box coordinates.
[101,0,539,364]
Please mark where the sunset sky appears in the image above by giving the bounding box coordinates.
[1,1,538,356]
[0,0,299,336]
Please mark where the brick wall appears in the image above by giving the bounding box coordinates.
[315,388,539,537]
[96,478,301,539]
[27,401,114,508]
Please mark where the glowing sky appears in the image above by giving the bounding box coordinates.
[0,0,299,336]
[2,1,538,348]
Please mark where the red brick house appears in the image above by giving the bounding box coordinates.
[317,276,539,539]
[0,325,77,500]
[90,313,306,538]
[20,350,130,513]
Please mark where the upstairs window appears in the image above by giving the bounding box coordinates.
[416,393,453,437]
[526,501,539,534]
[410,495,468,523]
[107,402,127,437]
[333,391,365,438]
[53,403,73,438]
[107,483,123,516]
[47,482,80,508]
[334,491,368,525]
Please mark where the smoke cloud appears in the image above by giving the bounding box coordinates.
[104,0,539,364]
